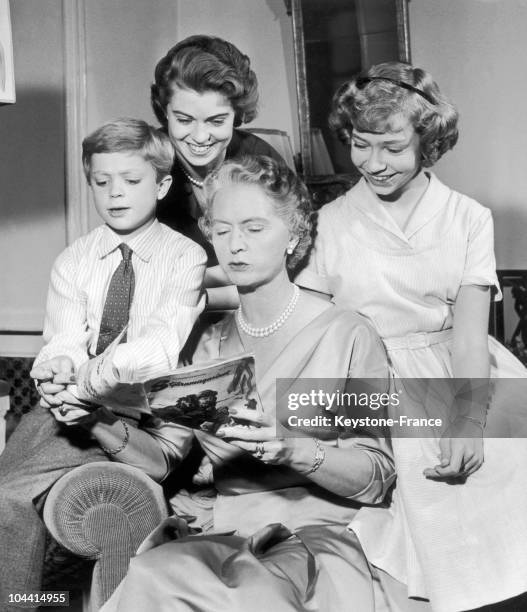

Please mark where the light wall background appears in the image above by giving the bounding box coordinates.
[1,0,526,354]
[0,0,65,335]
[0,0,297,354]
[84,0,296,137]
[409,0,527,269]
[84,0,297,229]
[175,0,298,143]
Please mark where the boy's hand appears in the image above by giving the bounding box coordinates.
[51,405,93,425]
[30,356,75,408]
[51,404,115,427]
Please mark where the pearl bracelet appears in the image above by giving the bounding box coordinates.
[306,438,326,474]
[101,419,130,455]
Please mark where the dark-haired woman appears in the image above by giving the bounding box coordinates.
[151,35,283,265]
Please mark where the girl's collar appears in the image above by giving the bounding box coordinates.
[353,172,448,242]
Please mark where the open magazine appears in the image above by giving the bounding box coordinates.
[69,329,262,431]
[144,354,262,433]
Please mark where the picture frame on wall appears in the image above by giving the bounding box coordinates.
[0,0,15,104]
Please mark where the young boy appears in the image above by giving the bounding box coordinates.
[0,118,207,608]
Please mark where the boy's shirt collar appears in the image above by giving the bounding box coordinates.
[97,220,162,263]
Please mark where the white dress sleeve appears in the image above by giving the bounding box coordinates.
[461,207,502,301]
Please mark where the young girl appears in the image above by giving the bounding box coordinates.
[295,62,527,611]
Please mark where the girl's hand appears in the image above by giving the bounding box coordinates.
[423,417,484,480]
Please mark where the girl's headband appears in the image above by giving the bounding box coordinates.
[356,76,435,105]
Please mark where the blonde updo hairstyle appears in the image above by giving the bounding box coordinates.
[200,155,313,272]
[329,62,459,167]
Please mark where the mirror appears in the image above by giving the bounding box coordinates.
[286,0,410,180]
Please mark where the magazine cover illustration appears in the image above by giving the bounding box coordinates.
[145,353,262,433]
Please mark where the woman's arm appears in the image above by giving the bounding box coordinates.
[217,411,394,502]
[51,405,189,482]
[89,413,171,481]
[452,284,491,377]
[274,436,393,502]
[424,284,490,480]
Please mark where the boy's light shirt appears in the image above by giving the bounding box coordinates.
[34,219,207,383]
[66,327,150,418]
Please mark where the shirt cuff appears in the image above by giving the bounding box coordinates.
[112,344,138,383]
[33,346,89,373]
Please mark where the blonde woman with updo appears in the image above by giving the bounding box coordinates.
[101,156,395,612]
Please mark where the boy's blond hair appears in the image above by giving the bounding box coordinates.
[82,117,174,183]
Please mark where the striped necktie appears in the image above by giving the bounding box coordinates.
[96,243,135,355]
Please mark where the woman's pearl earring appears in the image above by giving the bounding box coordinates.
[287,245,294,255]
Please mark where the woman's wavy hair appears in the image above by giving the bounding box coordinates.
[151,35,259,129]
[200,155,313,272]
[329,62,459,167]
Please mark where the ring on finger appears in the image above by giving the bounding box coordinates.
[255,441,265,459]
[59,406,68,416]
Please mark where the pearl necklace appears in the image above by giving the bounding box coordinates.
[179,163,205,188]
[237,285,300,337]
